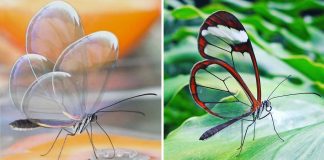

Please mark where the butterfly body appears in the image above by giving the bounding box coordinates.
[72,114,96,134]
[9,115,95,134]
[199,100,272,141]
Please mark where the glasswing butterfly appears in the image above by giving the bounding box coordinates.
[189,11,320,154]
[9,1,155,159]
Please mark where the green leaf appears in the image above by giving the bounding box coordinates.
[171,6,207,20]
[164,37,203,65]
[242,16,278,40]
[290,0,324,16]
[309,26,324,56]
[287,18,310,40]
[311,15,324,30]
[164,75,189,105]
[219,0,253,10]
[313,81,324,94]
[165,75,324,159]
[171,26,199,42]
[166,121,324,159]
[164,89,205,137]
[201,4,235,14]
[253,3,293,25]
[282,56,324,83]
[280,29,313,54]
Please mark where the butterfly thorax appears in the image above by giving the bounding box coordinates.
[254,100,272,119]
[72,115,94,134]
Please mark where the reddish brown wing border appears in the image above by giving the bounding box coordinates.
[197,11,262,102]
[189,59,261,118]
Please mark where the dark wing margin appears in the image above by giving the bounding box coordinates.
[189,59,260,118]
[197,11,261,103]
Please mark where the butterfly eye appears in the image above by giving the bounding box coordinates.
[266,105,272,112]
[90,114,97,122]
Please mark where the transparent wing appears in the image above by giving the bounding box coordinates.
[190,59,260,118]
[198,11,261,102]
[26,1,84,63]
[9,54,53,111]
[54,31,118,114]
[22,72,82,127]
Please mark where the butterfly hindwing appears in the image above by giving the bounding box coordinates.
[9,54,53,111]
[190,59,259,118]
[22,72,82,127]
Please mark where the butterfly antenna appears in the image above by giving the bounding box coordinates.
[267,75,291,100]
[98,110,145,116]
[95,120,116,159]
[95,93,157,113]
[269,92,321,100]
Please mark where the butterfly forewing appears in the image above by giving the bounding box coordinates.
[190,59,255,118]
[9,54,53,111]
[26,1,84,63]
[54,31,118,114]
[22,72,82,127]
[198,11,261,103]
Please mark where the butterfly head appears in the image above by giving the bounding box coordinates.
[90,114,98,122]
[262,100,272,112]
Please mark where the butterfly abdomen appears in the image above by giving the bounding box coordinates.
[200,113,251,140]
[9,119,41,131]
[200,127,221,140]
[199,121,234,140]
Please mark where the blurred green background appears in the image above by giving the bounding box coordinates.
[164,0,323,137]
[164,0,323,159]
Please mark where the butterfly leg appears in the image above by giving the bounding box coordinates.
[57,133,74,160]
[86,128,98,159]
[258,111,270,119]
[269,112,284,142]
[239,119,243,149]
[90,122,97,150]
[253,120,256,140]
[237,120,255,156]
[95,120,116,159]
[41,129,62,156]
[258,112,284,142]
[237,118,254,150]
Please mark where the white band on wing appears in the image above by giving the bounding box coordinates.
[202,25,248,44]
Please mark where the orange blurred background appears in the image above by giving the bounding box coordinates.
[0,0,161,67]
